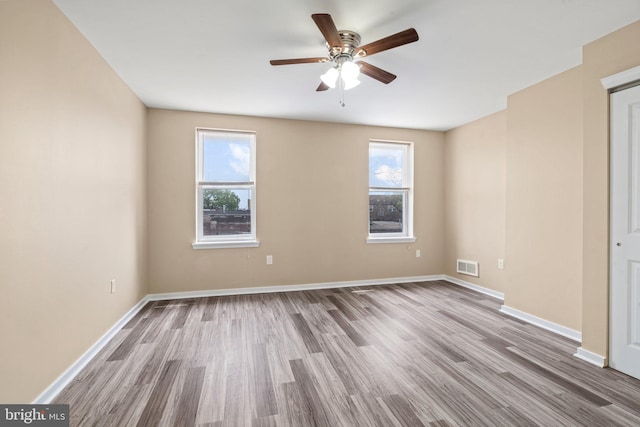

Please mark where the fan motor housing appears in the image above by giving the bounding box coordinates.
[328,30,361,59]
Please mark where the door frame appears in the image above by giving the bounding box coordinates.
[603,65,640,368]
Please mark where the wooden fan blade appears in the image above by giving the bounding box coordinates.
[356,28,419,57]
[316,82,330,91]
[311,14,342,48]
[270,57,329,66]
[358,61,397,84]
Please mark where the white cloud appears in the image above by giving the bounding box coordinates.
[375,164,402,186]
[229,143,250,177]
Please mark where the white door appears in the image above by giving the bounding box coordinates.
[610,83,640,380]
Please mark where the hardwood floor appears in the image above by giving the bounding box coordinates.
[55,280,640,426]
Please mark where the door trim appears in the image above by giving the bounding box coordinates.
[607,68,640,376]
[576,66,640,369]
[601,64,640,90]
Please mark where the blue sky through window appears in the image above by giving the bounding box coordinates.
[203,135,251,210]
[203,137,250,182]
[369,144,404,188]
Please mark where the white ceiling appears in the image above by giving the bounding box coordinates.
[52,0,640,131]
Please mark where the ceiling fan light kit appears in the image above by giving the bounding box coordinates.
[270,13,419,106]
[320,57,361,87]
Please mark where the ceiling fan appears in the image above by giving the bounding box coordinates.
[270,14,419,102]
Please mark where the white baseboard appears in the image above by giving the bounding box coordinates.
[574,347,607,368]
[146,275,445,301]
[499,305,582,342]
[443,275,504,300]
[32,298,149,404]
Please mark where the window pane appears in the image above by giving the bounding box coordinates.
[369,191,404,234]
[369,144,405,188]
[202,188,252,236]
[203,135,251,182]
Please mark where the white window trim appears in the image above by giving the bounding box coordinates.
[192,240,260,250]
[366,236,417,244]
[367,139,415,244]
[194,128,259,249]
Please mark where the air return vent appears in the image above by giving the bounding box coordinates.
[457,259,479,277]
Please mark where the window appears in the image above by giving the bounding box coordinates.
[193,128,258,249]
[368,140,415,243]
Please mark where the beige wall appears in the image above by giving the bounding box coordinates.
[582,21,640,356]
[442,19,640,358]
[443,66,585,334]
[147,109,444,293]
[504,66,583,331]
[444,111,507,293]
[0,0,147,402]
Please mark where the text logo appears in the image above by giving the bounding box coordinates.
[0,405,69,426]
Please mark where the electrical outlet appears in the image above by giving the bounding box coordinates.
[110,279,116,294]
[498,259,504,270]
[416,249,421,258]
[266,255,273,265]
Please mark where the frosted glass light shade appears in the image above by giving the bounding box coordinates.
[320,67,339,88]
[341,61,360,81]
[343,78,361,90]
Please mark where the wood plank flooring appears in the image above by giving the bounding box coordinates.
[54,280,640,426]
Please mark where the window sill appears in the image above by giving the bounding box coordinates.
[366,236,416,244]
[192,240,260,250]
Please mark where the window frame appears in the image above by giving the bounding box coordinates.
[367,139,415,244]
[192,128,259,249]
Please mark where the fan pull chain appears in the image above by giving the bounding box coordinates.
[339,79,346,107]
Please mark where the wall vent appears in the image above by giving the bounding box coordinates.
[457,259,479,277]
